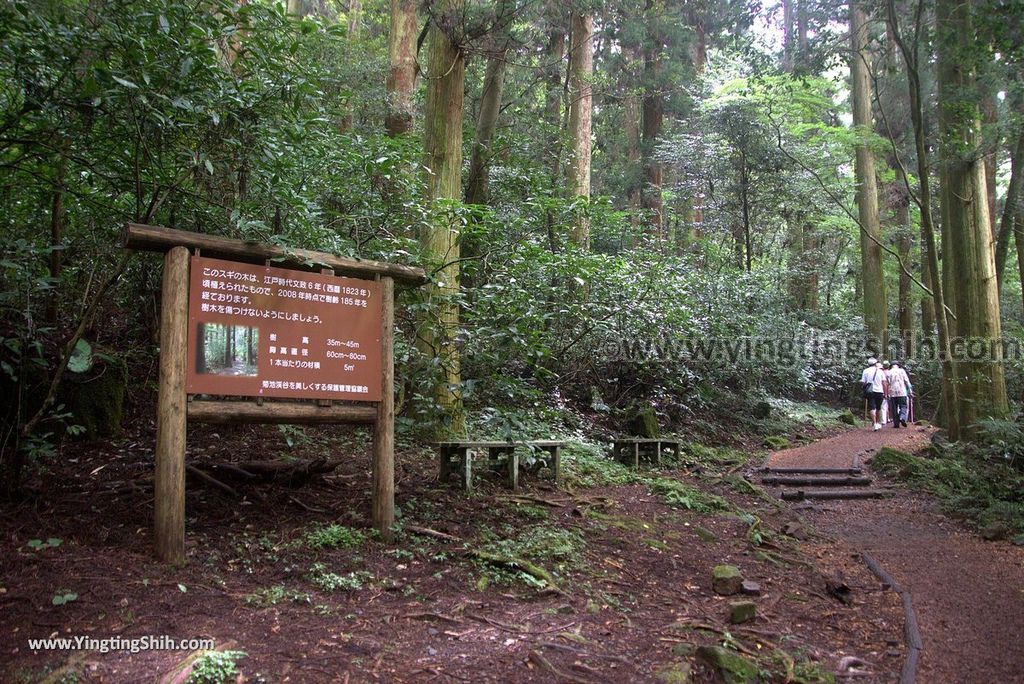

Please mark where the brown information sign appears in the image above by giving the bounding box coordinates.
[186,255,382,401]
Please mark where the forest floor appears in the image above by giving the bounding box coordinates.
[0,413,1019,683]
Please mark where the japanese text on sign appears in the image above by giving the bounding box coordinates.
[186,256,382,401]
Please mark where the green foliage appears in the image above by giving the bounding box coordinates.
[649,478,734,513]
[51,591,78,606]
[27,537,62,550]
[563,441,641,488]
[873,434,1024,535]
[303,524,366,550]
[306,564,373,592]
[763,436,790,450]
[244,585,311,608]
[187,651,247,684]
[475,526,585,588]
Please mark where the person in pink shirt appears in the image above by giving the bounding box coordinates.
[884,360,914,428]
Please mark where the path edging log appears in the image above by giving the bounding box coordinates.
[861,551,922,684]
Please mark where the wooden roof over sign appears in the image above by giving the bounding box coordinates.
[122,223,427,287]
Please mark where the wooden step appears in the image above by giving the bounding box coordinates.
[761,475,873,487]
[780,488,891,501]
[762,467,863,476]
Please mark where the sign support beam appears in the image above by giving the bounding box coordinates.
[372,275,395,539]
[155,246,189,565]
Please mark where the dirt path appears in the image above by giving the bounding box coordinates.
[766,425,1024,682]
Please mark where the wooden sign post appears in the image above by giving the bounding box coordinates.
[125,224,425,564]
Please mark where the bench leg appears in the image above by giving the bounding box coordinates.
[674,442,681,461]
[438,446,450,482]
[507,450,519,491]
[460,448,473,492]
[632,443,640,468]
[551,446,561,486]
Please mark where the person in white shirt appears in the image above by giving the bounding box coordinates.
[860,357,886,431]
[885,361,914,428]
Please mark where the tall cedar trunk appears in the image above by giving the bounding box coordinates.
[681,11,707,246]
[849,0,887,349]
[897,207,913,348]
[339,0,362,131]
[740,158,752,272]
[46,163,65,325]
[921,221,936,334]
[936,0,1009,430]
[641,0,664,240]
[1016,214,1024,315]
[385,0,417,136]
[981,86,998,240]
[566,12,593,248]
[995,99,1024,288]
[622,45,643,230]
[419,0,466,436]
[782,0,795,73]
[545,28,565,130]
[885,0,960,438]
[287,0,303,16]
[542,24,566,253]
[797,0,808,57]
[783,0,816,308]
[465,0,513,207]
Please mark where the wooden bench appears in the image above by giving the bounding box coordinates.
[436,440,564,491]
[611,437,681,467]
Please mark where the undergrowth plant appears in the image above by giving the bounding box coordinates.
[187,650,247,684]
[873,436,1024,538]
[303,524,366,550]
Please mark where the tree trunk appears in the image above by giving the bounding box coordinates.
[936,0,1009,430]
[849,0,887,350]
[622,45,643,230]
[995,112,1023,289]
[885,0,960,438]
[385,0,417,137]
[782,0,795,73]
[920,221,936,335]
[641,0,664,240]
[465,0,515,207]
[287,0,303,17]
[46,164,65,325]
[740,159,752,272]
[419,0,466,436]
[566,11,593,248]
[981,86,998,240]
[1016,215,1024,316]
[339,0,362,132]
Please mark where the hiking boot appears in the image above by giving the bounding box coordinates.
[873,423,881,431]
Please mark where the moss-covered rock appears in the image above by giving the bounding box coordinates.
[762,435,790,450]
[657,661,692,683]
[628,406,660,438]
[729,600,757,624]
[59,352,127,439]
[696,645,761,684]
[712,564,743,595]
[752,401,773,419]
[838,409,858,425]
